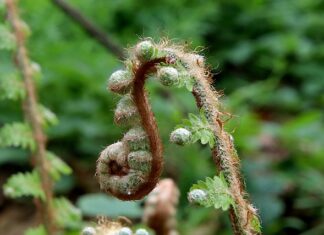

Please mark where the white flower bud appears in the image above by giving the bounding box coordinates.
[81,226,96,235]
[135,40,155,62]
[108,70,132,94]
[119,227,133,235]
[170,128,191,145]
[157,67,179,87]
[135,228,150,235]
[188,189,208,204]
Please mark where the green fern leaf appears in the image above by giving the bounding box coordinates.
[3,170,45,200]
[177,111,216,148]
[47,151,72,181]
[190,173,234,211]
[24,225,46,235]
[0,24,16,50]
[53,197,82,229]
[0,122,36,150]
[251,214,262,233]
[38,105,59,128]
[0,73,26,100]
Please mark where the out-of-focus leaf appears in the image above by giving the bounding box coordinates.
[54,197,82,229]
[0,72,25,100]
[3,170,45,200]
[77,193,142,218]
[46,151,72,181]
[24,225,46,235]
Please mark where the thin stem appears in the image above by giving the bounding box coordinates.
[5,0,55,234]
[51,0,125,60]
[126,58,166,200]
[192,77,260,235]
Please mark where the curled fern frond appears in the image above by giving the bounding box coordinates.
[99,39,261,234]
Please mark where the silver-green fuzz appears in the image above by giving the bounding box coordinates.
[157,66,179,87]
[135,228,150,235]
[188,189,208,204]
[82,226,96,235]
[108,70,132,94]
[118,227,132,235]
[170,128,192,145]
[135,40,155,62]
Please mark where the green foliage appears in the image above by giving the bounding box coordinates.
[190,173,234,211]
[53,197,82,229]
[3,170,45,200]
[0,72,26,100]
[0,122,36,150]
[24,225,46,235]
[77,193,143,218]
[0,0,323,234]
[47,151,72,181]
[251,215,262,233]
[39,105,59,128]
[178,110,215,148]
[176,74,195,92]
[0,24,15,50]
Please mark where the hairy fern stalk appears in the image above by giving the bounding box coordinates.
[1,1,81,234]
[97,39,261,234]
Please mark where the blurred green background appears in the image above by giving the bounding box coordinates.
[1,0,324,234]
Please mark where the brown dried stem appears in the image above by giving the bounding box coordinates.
[5,0,55,234]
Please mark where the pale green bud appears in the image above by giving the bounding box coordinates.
[81,226,96,235]
[127,150,152,173]
[157,67,179,87]
[188,189,208,204]
[123,126,149,151]
[135,40,155,62]
[119,227,132,235]
[114,95,140,126]
[116,171,145,195]
[170,128,191,145]
[135,228,150,235]
[108,70,132,94]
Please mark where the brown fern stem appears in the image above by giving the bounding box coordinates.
[5,0,55,234]
[124,58,167,200]
[192,77,260,235]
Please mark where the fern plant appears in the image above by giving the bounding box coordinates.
[97,39,262,234]
[1,0,81,234]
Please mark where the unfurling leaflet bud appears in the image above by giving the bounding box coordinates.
[123,127,149,151]
[116,171,146,195]
[108,70,132,94]
[118,227,132,235]
[128,150,152,173]
[135,40,155,62]
[157,67,179,87]
[82,226,96,235]
[188,189,208,204]
[114,95,140,126]
[170,128,192,145]
[135,228,150,235]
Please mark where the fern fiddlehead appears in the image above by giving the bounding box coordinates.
[97,39,261,234]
